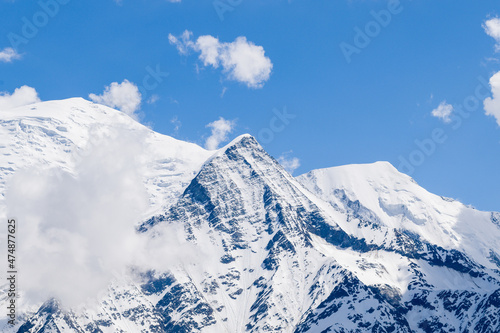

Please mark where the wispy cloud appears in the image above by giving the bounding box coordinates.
[147,94,159,104]
[0,85,41,110]
[278,152,300,174]
[168,30,195,55]
[205,117,235,150]
[89,80,142,119]
[171,116,181,135]
[0,47,21,63]
[431,101,454,123]
[169,30,273,88]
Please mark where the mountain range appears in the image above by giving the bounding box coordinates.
[1,98,499,333]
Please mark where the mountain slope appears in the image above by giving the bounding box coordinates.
[0,98,212,218]
[1,99,499,333]
[296,162,500,272]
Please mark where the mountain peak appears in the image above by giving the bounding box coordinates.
[220,133,258,150]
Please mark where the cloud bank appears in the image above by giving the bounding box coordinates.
[5,126,201,309]
[169,30,273,88]
[5,127,149,307]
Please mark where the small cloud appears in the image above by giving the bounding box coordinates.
[0,47,21,63]
[484,71,500,126]
[278,152,300,174]
[0,85,41,110]
[168,97,179,105]
[431,101,454,123]
[220,87,227,98]
[147,94,159,104]
[168,30,195,55]
[169,30,273,88]
[171,116,181,135]
[205,117,235,150]
[89,80,142,119]
[483,17,500,51]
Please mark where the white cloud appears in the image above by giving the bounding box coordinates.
[5,127,149,307]
[169,31,273,88]
[221,87,228,98]
[171,116,181,134]
[218,36,273,88]
[197,35,221,67]
[205,117,235,150]
[484,71,500,126]
[89,80,142,118]
[278,153,300,174]
[5,126,201,309]
[431,101,454,123]
[0,85,41,110]
[168,30,195,55]
[147,94,159,104]
[0,47,21,63]
[483,17,500,51]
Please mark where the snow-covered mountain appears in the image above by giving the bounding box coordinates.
[1,99,499,333]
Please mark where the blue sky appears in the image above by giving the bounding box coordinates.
[1,0,500,211]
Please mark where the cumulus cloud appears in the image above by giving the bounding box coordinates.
[169,30,273,88]
[0,47,21,63]
[0,85,41,110]
[278,152,300,174]
[89,80,142,118]
[483,17,500,51]
[431,101,454,123]
[205,117,235,150]
[484,71,500,126]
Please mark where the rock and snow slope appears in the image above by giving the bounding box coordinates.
[0,99,499,332]
[297,163,500,273]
